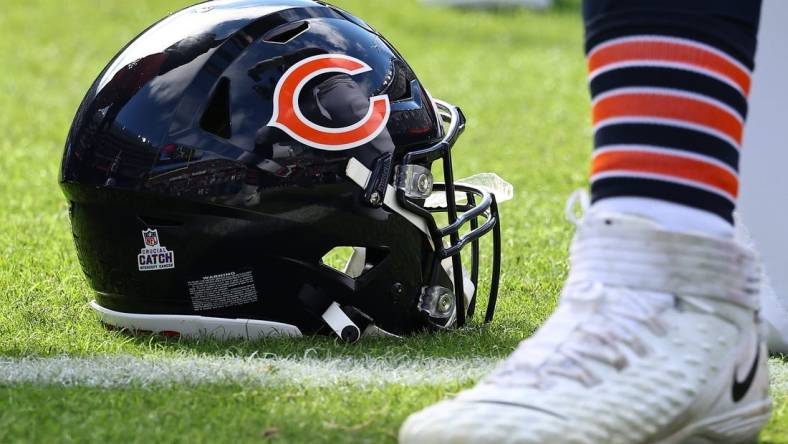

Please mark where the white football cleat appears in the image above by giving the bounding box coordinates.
[400,196,772,444]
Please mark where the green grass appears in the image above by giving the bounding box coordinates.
[0,383,461,443]
[0,0,786,442]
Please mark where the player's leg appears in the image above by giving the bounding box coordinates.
[585,0,760,238]
[400,1,771,443]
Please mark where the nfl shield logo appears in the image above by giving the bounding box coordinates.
[142,229,160,247]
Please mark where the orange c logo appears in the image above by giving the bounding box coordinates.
[267,54,391,151]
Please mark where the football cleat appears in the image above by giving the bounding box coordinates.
[400,193,772,443]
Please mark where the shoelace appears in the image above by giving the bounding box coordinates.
[489,283,671,388]
[486,190,673,389]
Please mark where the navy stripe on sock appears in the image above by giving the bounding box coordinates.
[584,16,759,68]
[593,123,740,171]
[590,67,748,119]
[591,177,735,224]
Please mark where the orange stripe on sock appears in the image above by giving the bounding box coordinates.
[593,92,743,146]
[591,150,739,198]
[588,39,751,96]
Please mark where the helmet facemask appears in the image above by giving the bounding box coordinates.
[346,99,505,330]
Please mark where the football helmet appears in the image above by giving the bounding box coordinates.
[61,0,503,342]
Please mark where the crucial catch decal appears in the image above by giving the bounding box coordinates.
[137,229,175,271]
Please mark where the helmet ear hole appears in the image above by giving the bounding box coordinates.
[322,246,356,275]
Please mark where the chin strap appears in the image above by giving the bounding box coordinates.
[298,284,401,343]
[321,302,362,342]
[321,302,401,341]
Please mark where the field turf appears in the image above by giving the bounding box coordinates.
[1,0,786,442]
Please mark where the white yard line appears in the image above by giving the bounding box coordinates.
[0,355,499,388]
[1,355,787,394]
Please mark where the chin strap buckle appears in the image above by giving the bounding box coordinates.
[322,303,402,342]
[321,302,362,343]
[299,284,401,342]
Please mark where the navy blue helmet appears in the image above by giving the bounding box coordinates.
[61,0,501,342]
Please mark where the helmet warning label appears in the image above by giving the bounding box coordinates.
[138,229,175,271]
[188,270,258,311]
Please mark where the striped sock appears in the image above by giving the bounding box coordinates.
[586,34,755,236]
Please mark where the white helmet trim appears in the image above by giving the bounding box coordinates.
[91,300,302,339]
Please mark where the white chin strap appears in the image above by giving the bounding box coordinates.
[320,301,402,341]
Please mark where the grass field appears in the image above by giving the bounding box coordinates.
[0,0,786,442]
